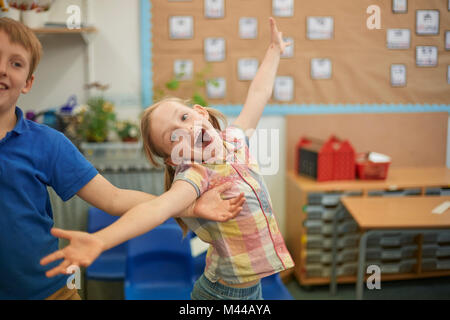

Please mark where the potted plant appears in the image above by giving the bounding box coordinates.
[115,120,140,143]
[75,83,117,143]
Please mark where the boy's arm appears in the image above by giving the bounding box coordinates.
[41,180,202,277]
[233,17,290,136]
[76,174,244,220]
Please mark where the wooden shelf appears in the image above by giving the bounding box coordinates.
[32,26,97,34]
[286,167,450,287]
[299,270,450,286]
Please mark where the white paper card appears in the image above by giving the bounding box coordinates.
[307,17,334,40]
[446,31,450,50]
[416,46,438,67]
[416,10,439,35]
[273,76,294,102]
[237,58,259,81]
[206,78,226,99]
[392,0,407,13]
[387,29,410,49]
[204,38,225,62]
[239,17,258,39]
[173,60,193,81]
[311,58,332,80]
[431,201,450,215]
[281,37,294,58]
[390,64,406,87]
[169,16,193,39]
[272,0,294,17]
[204,0,224,19]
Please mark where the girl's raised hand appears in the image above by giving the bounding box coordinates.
[40,228,105,278]
[270,17,291,54]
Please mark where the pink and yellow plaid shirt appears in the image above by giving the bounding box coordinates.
[174,125,294,284]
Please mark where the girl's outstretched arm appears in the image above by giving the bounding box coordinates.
[233,17,290,136]
[41,180,243,277]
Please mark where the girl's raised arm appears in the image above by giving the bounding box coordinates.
[233,17,290,137]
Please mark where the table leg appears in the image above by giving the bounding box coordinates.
[356,231,372,300]
[329,205,340,295]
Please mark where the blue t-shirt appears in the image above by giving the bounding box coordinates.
[0,107,98,299]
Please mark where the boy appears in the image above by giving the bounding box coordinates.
[0,17,244,300]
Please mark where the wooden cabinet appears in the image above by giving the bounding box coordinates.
[286,167,450,286]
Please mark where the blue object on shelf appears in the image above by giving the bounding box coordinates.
[86,207,127,280]
[125,224,195,300]
[261,273,293,300]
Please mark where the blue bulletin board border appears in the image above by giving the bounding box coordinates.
[139,0,450,115]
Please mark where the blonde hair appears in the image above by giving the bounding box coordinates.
[141,97,227,234]
[0,17,42,80]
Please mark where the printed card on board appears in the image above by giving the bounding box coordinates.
[273,76,294,102]
[239,17,258,39]
[272,0,294,17]
[307,17,334,40]
[206,78,226,99]
[416,46,438,67]
[205,0,225,19]
[392,0,407,13]
[387,29,410,49]
[311,58,332,80]
[169,16,193,39]
[238,58,259,81]
[416,10,440,35]
[281,37,294,58]
[204,38,226,62]
[390,64,407,87]
[174,60,193,81]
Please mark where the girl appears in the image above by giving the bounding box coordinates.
[41,17,294,300]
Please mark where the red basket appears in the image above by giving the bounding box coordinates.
[356,153,390,180]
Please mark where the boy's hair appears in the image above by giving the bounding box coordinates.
[0,17,42,80]
[141,97,227,234]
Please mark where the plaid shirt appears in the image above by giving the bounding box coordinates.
[174,125,294,284]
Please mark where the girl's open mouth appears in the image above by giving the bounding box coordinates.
[194,128,214,149]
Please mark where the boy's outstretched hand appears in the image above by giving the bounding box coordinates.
[270,17,291,54]
[40,228,105,278]
[193,182,245,222]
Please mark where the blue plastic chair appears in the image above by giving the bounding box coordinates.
[125,224,195,300]
[261,273,294,300]
[86,207,127,280]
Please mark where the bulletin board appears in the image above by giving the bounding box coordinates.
[144,0,450,112]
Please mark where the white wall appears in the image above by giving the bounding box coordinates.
[18,0,142,121]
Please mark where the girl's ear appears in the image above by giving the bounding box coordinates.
[192,104,209,119]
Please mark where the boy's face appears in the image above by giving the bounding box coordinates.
[0,31,34,115]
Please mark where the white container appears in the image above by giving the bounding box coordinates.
[0,7,21,21]
[21,9,48,29]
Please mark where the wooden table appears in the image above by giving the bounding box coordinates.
[339,196,450,299]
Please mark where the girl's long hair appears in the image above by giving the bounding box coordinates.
[140,97,227,234]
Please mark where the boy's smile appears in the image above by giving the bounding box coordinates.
[0,31,34,116]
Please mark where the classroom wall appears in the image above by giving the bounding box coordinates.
[17,0,142,121]
[13,0,450,236]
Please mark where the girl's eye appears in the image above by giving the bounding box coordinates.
[12,62,22,68]
[181,114,188,121]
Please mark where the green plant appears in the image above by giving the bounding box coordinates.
[75,97,116,143]
[154,63,219,106]
[115,120,140,142]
